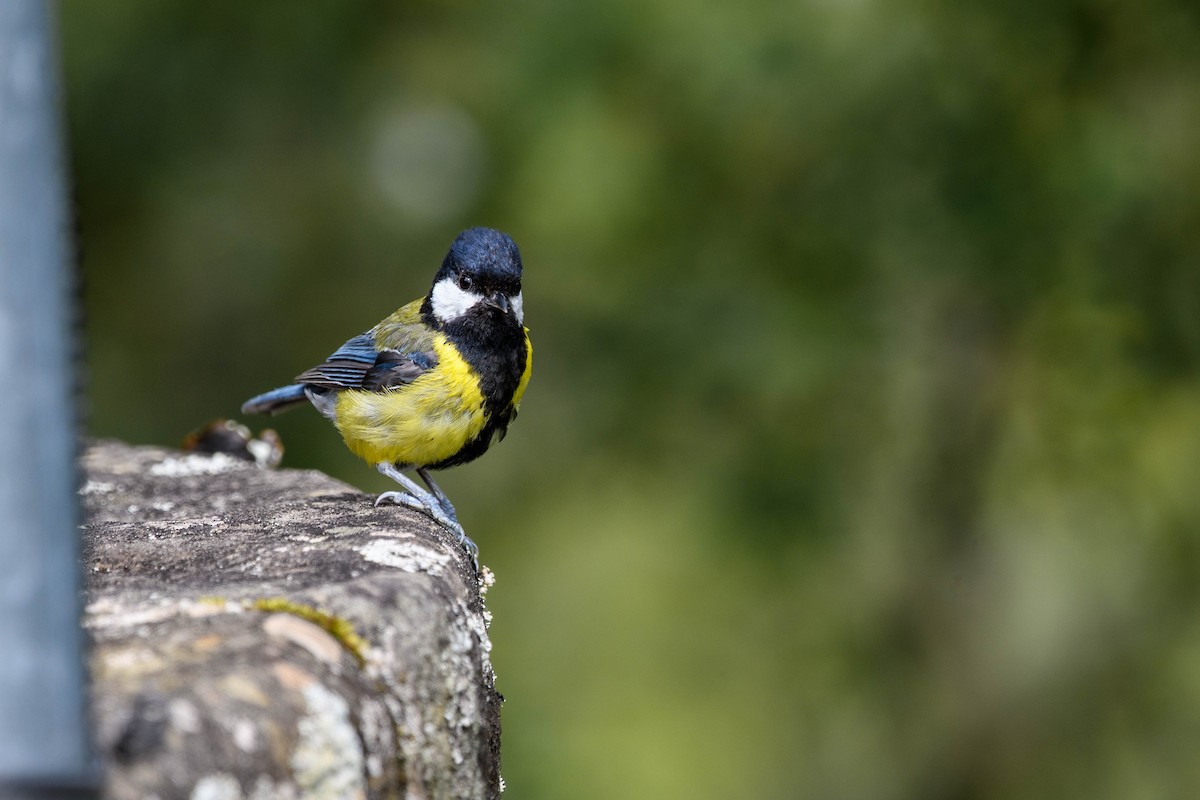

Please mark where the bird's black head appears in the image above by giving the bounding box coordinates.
[426,227,525,327]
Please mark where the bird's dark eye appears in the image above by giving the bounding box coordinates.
[457,274,473,292]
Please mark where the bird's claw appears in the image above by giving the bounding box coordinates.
[374,490,417,510]
[375,490,480,573]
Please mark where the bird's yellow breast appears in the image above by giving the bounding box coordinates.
[332,336,487,467]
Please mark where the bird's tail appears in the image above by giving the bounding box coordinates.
[241,384,308,416]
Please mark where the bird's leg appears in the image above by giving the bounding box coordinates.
[417,465,477,566]
[374,462,433,506]
[416,467,455,518]
[374,462,456,527]
[415,467,480,569]
[374,462,479,570]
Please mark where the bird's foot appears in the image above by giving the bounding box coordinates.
[375,490,479,573]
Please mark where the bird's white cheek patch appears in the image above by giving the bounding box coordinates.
[431,279,483,322]
[510,291,524,324]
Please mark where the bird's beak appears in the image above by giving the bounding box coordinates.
[485,291,511,314]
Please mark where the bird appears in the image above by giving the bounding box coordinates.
[241,227,532,568]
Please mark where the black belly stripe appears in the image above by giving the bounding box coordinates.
[427,310,528,469]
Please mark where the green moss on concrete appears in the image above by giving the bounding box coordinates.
[251,597,368,668]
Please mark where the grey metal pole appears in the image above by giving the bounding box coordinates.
[0,1,97,796]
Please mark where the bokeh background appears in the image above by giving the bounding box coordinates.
[62,1,1200,797]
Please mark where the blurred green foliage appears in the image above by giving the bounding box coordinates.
[62,0,1200,797]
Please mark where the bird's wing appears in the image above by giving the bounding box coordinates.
[294,301,438,392]
[293,332,380,389]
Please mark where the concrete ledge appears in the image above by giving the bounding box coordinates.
[81,440,502,799]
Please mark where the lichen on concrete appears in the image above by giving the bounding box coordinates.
[356,537,454,575]
[292,681,368,800]
[83,439,502,799]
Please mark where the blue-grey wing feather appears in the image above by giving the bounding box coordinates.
[295,330,437,391]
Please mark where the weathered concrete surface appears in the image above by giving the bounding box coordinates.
[81,440,502,800]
